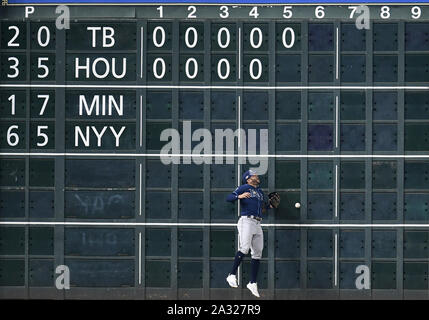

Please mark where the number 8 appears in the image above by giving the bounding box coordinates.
[380,6,390,19]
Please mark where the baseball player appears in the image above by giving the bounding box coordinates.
[225,170,280,297]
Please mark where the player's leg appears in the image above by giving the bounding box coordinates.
[249,223,263,281]
[247,222,263,297]
[227,217,251,287]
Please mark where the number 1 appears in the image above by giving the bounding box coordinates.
[8,94,15,115]
[157,6,163,18]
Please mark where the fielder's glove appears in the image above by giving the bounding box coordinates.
[268,192,281,209]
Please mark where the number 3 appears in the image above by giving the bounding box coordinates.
[7,57,19,78]
[219,6,229,18]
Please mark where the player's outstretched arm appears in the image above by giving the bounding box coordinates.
[268,192,281,209]
[226,192,239,202]
[226,185,250,202]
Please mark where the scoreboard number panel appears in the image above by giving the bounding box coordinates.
[30,90,55,118]
[0,22,27,49]
[1,3,429,300]
[0,53,27,81]
[30,22,56,50]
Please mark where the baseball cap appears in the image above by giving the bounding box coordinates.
[242,170,257,184]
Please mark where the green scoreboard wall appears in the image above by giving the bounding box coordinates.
[1,4,429,299]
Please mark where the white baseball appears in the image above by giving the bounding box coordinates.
[295,202,301,208]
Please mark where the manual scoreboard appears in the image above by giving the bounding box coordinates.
[1,2,429,300]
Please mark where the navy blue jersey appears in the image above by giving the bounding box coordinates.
[226,184,271,218]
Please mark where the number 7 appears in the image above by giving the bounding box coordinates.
[37,94,50,116]
[348,6,358,18]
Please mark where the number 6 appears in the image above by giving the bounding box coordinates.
[315,6,325,19]
[7,125,20,147]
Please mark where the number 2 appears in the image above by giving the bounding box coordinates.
[7,26,20,47]
[188,6,196,18]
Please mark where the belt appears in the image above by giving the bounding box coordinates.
[246,215,262,221]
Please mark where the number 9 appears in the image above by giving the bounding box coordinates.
[411,6,421,19]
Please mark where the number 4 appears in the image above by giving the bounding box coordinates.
[249,6,259,19]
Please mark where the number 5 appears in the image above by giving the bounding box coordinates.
[38,57,50,78]
[37,125,49,147]
[283,6,292,19]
